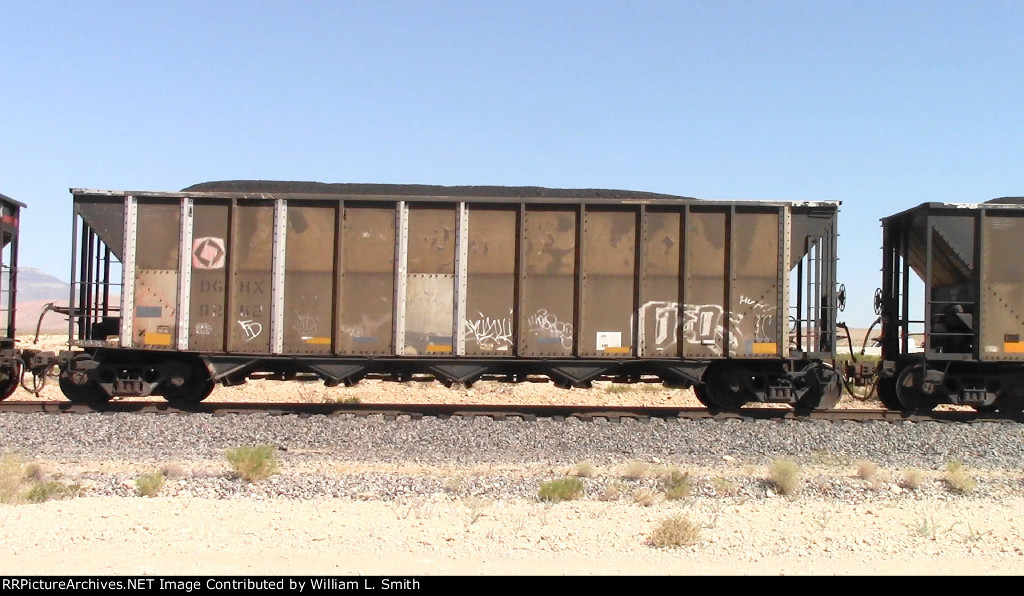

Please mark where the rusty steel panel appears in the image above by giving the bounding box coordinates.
[463,207,516,356]
[521,207,576,356]
[228,204,273,353]
[403,205,456,355]
[338,204,395,355]
[683,209,728,358]
[131,201,180,350]
[283,204,336,354]
[730,210,781,358]
[75,196,126,261]
[188,201,230,351]
[639,209,684,358]
[981,212,1024,361]
[579,209,636,357]
[789,211,834,269]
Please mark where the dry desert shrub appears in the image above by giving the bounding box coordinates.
[0,453,78,504]
[945,460,975,494]
[856,460,880,482]
[225,445,280,482]
[621,460,650,480]
[768,458,801,497]
[538,477,584,503]
[0,454,26,503]
[26,480,80,503]
[136,471,166,497]
[573,461,596,478]
[600,481,628,501]
[660,468,692,500]
[650,514,702,548]
[632,488,659,507]
[900,469,924,490]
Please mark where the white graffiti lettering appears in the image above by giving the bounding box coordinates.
[528,308,573,349]
[464,312,513,350]
[238,319,263,342]
[637,295,778,355]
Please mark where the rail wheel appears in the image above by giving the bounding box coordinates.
[694,365,748,412]
[895,364,937,414]
[876,376,902,410]
[58,375,111,405]
[993,380,1024,414]
[161,360,215,405]
[0,364,20,400]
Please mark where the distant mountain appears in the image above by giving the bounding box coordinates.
[16,267,70,303]
[0,268,73,336]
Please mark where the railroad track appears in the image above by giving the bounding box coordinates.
[1,400,1020,423]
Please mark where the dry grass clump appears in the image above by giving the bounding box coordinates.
[650,514,703,548]
[659,468,693,500]
[632,488,659,507]
[768,458,801,497]
[573,461,596,478]
[26,480,80,503]
[621,460,650,480]
[0,454,26,503]
[900,469,924,490]
[600,481,628,501]
[0,454,78,504]
[856,460,880,482]
[944,460,975,494]
[538,477,584,503]
[136,471,166,497]
[225,445,280,482]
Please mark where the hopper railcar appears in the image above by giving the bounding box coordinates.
[876,199,1024,413]
[0,192,25,398]
[57,181,842,412]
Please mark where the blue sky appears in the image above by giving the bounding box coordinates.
[3,0,1023,326]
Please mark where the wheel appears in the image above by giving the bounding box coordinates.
[695,366,749,412]
[58,375,111,405]
[876,376,902,410]
[0,364,19,400]
[895,364,937,414]
[160,360,215,405]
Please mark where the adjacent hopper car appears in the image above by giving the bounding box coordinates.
[0,193,25,399]
[875,198,1024,413]
[56,181,843,412]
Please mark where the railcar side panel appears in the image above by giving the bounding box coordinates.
[684,209,728,359]
[579,208,636,357]
[639,208,684,358]
[131,200,180,350]
[520,207,577,357]
[228,203,273,353]
[980,211,1024,361]
[403,204,457,356]
[338,203,395,355]
[464,206,517,356]
[283,202,336,354]
[189,200,230,352]
[731,210,782,359]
